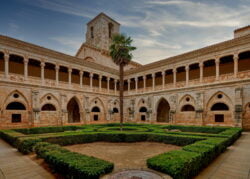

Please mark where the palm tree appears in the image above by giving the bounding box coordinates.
[109,33,136,131]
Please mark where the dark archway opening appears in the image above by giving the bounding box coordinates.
[113,107,119,113]
[92,106,100,112]
[181,104,195,112]
[157,99,170,122]
[67,98,80,123]
[42,104,56,111]
[6,102,26,110]
[211,103,229,111]
[239,51,250,72]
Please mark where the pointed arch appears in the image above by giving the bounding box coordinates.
[40,93,60,111]
[206,91,233,111]
[67,97,81,123]
[41,103,56,111]
[156,98,170,122]
[90,97,105,112]
[3,90,29,110]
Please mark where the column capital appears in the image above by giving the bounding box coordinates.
[161,71,165,75]
[107,77,110,81]
[134,77,138,81]
[172,68,177,73]
[215,57,220,64]
[89,72,93,78]
[23,55,29,63]
[233,54,239,61]
[99,74,102,79]
[79,70,83,75]
[185,65,189,71]
[68,68,72,73]
[55,64,60,70]
[199,61,204,67]
[40,61,45,67]
[143,75,146,80]
[4,53,9,61]
[152,73,155,78]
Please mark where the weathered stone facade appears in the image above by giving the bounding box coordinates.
[0,13,250,129]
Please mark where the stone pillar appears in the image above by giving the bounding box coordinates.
[24,56,29,80]
[4,53,9,79]
[99,75,102,91]
[79,70,83,88]
[185,65,189,86]
[40,61,45,85]
[68,67,72,86]
[107,77,110,93]
[114,79,117,94]
[128,79,130,92]
[173,68,176,87]
[215,58,220,81]
[143,75,146,92]
[90,73,93,90]
[135,77,138,93]
[55,64,59,86]
[152,73,155,91]
[199,61,203,83]
[162,71,165,89]
[234,54,238,78]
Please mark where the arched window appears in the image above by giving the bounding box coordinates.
[6,102,26,110]
[139,107,147,112]
[92,106,100,112]
[41,104,56,111]
[113,108,119,113]
[108,23,113,38]
[181,104,195,112]
[211,103,229,111]
[90,26,94,38]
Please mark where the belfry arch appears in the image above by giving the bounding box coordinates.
[67,97,80,123]
[156,98,170,122]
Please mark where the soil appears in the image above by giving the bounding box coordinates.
[65,142,181,171]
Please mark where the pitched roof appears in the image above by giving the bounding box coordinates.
[87,12,120,25]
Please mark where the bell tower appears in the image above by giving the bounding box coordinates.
[85,13,120,50]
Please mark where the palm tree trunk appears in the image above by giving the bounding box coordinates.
[119,63,124,131]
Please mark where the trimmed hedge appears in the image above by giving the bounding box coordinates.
[0,130,25,147]
[14,126,83,134]
[34,142,114,179]
[147,127,242,179]
[163,125,228,134]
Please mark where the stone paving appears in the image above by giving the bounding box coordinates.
[196,132,250,179]
[0,139,55,179]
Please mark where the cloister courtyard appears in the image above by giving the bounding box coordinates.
[0,123,249,179]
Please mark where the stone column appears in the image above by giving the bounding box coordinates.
[24,56,29,80]
[215,57,220,81]
[199,61,203,83]
[79,70,83,88]
[162,71,165,89]
[234,54,238,78]
[55,65,59,86]
[185,65,189,86]
[99,75,102,91]
[4,53,9,79]
[173,68,176,87]
[68,67,72,86]
[90,73,93,90]
[152,73,155,91]
[107,77,110,93]
[143,75,146,92]
[135,77,138,93]
[114,79,117,94]
[128,79,130,93]
[40,61,45,85]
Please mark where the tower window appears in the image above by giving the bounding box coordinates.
[90,26,94,39]
[108,23,114,38]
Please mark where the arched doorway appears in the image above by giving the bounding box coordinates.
[67,98,80,123]
[91,106,100,121]
[157,98,170,122]
[243,103,250,130]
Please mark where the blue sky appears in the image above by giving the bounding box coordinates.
[0,0,250,64]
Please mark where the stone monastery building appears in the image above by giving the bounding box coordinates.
[0,13,250,130]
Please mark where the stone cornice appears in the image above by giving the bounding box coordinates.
[0,35,119,75]
[125,34,250,75]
